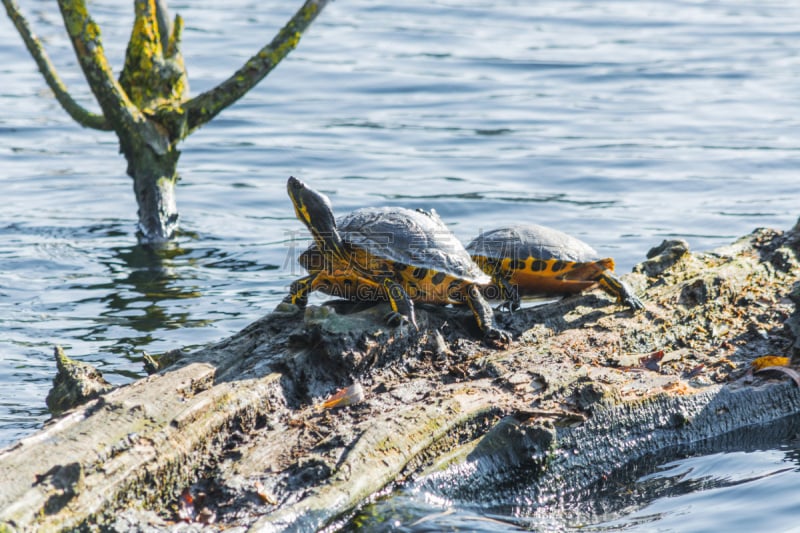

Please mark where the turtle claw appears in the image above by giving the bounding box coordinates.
[484,327,512,349]
[625,295,646,311]
[275,301,304,315]
[498,297,521,313]
[494,284,520,313]
[385,311,418,330]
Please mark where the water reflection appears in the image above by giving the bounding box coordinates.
[73,238,278,341]
[64,242,203,359]
[1,218,281,364]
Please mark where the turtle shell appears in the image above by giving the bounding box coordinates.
[334,207,490,284]
[465,223,644,311]
[466,224,599,264]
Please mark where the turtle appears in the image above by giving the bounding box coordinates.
[465,224,644,312]
[283,176,510,346]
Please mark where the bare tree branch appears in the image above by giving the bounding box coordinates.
[2,0,111,131]
[182,0,330,134]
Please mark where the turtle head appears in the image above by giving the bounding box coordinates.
[287,177,345,259]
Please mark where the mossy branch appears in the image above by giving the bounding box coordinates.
[182,0,330,135]
[56,0,143,136]
[2,0,111,131]
[119,0,188,114]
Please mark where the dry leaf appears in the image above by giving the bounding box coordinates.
[322,383,365,409]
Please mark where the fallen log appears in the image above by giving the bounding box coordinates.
[0,220,798,532]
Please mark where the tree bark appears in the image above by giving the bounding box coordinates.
[0,221,798,531]
[129,146,180,242]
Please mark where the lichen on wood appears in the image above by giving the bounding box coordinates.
[119,0,188,117]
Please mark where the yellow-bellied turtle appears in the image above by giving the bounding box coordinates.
[284,177,510,346]
[466,224,644,312]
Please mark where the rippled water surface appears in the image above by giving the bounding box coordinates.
[0,0,798,529]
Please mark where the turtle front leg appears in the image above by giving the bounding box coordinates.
[282,273,320,309]
[465,284,511,348]
[381,278,418,330]
[598,272,645,311]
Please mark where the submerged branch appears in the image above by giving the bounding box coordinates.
[2,0,111,131]
[183,0,330,134]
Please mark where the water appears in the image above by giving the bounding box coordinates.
[0,0,798,529]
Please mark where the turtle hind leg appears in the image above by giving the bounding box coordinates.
[494,275,520,312]
[465,284,511,348]
[382,278,418,330]
[598,272,645,311]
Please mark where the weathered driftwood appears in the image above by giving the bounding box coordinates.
[46,346,113,415]
[1,221,799,532]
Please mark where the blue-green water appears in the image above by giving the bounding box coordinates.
[0,0,798,529]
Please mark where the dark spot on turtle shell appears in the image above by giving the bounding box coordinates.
[447,279,463,299]
[552,260,567,272]
[406,282,421,299]
[431,271,447,285]
[412,267,428,280]
[530,259,547,272]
